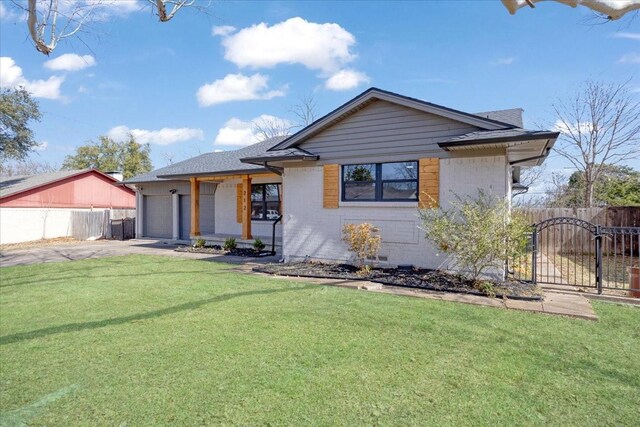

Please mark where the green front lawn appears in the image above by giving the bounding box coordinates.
[1,255,639,425]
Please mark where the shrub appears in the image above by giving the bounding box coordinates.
[223,237,237,251]
[253,238,265,251]
[418,190,531,284]
[342,223,382,269]
[194,238,206,248]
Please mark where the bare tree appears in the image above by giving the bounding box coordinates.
[252,116,294,142]
[13,0,210,56]
[552,80,640,207]
[512,165,547,207]
[289,93,318,128]
[252,95,319,142]
[0,159,57,176]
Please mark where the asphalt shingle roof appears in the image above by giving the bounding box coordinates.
[474,109,524,128]
[240,147,318,163]
[124,136,287,184]
[0,170,89,198]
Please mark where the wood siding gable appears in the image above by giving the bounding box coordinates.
[297,100,482,163]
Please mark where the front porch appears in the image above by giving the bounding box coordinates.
[188,172,283,244]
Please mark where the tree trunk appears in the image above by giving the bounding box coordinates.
[583,165,595,208]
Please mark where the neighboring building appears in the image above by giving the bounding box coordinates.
[0,169,135,244]
[126,87,558,268]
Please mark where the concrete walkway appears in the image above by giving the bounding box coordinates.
[1,239,598,320]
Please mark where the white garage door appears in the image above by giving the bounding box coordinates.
[143,195,172,238]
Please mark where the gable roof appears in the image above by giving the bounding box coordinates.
[125,136,287,183]
[0,169,126,199]
[269,87,517,152]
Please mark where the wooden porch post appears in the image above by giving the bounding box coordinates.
[241,175,252,240]
[190,177,200,236]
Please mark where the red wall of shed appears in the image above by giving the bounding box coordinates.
[0,172,135,208]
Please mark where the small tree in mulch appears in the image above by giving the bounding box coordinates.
[418,190,531,285]
[342,223,382,275]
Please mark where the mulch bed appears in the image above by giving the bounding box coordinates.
[175,245,273,258]
[253,262,543,301]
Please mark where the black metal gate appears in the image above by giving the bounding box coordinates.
[510,217,640,294]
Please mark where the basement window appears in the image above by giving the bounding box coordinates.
[342,161,418,202]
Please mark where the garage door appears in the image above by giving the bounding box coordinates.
[179,195,215,240]
[143,195,172,238]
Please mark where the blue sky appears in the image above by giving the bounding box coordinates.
[1,0,638,192]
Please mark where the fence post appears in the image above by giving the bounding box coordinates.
[531,229,537,284]
[595,225,603,294]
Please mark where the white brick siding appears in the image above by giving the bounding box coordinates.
[282,156,509,268]
[214,175,282,238]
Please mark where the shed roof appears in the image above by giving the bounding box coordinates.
[0,169,125,199]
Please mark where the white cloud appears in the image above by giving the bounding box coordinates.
[196,73,286,107]
[212,25,236,36]
[613,32,640,41]
[0,3,20,20]
[0,57,65,100]
[78,85,88,93]
[35,141,49,151]
[107,125,204,146]
[58,0,141,21]
[618,52,640,64]
[220,17,357,74]
[491,57,515,66]
[325,69,370,91]
[214,115,292,146]
[44,54,96,72]
[553,119,594,135]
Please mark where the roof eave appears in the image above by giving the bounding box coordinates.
[240,154,319,165]
[157,167,274,180]
[438,131,560,150]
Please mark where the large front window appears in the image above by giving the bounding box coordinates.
[342,161,418,201]
[251,184,281,220]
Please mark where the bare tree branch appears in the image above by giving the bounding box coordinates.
[18,0,211,56]
[552,80,640,207]
[252,116,294,142]
[289,93,318,129]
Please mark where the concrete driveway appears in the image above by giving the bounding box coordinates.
[0,239,280,267]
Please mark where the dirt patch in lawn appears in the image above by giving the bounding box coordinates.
[175,245,273,258]
[0,237,87,251]
[254,262,544,300]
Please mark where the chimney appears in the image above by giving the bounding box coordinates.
[104,171,123,181]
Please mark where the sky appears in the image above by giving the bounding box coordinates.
[1,0,638,196]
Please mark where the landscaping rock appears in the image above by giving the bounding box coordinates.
[254,261,543,300]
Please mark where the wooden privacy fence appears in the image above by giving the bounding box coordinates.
[70,209,136,240]
[516,207,640,255]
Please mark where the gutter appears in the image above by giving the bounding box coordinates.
[439,131,560,150]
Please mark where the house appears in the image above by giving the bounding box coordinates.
[0,169,135,244]
[126,88,558,268]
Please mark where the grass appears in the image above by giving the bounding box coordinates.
[1,255,639,426]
